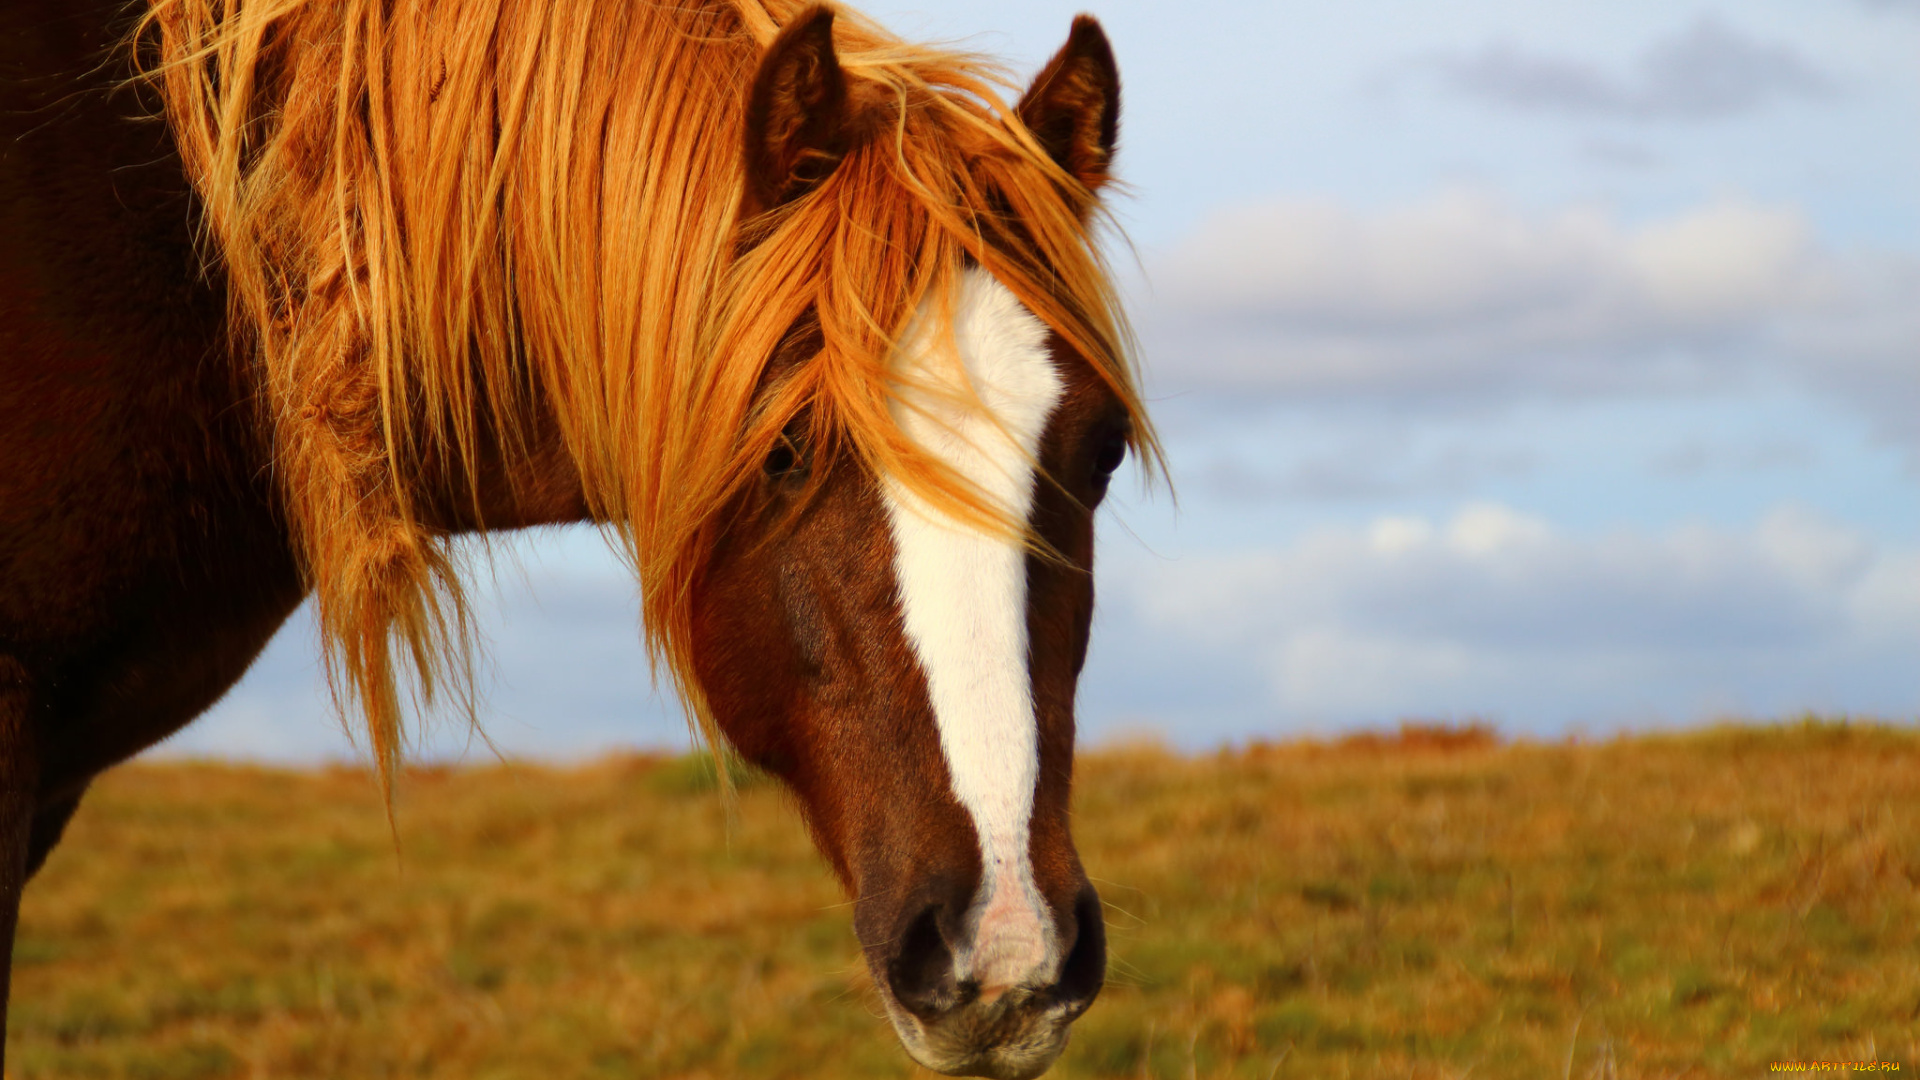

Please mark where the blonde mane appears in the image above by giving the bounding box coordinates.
[136,0,1158,788]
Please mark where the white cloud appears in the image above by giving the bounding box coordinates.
[1141,190,1920,448]
[1428,16,1835,121]
[1102,504,1920,731]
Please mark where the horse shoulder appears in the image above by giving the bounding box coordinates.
[0,0,303,796]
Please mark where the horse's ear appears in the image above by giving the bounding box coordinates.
[1017,16,1120,194]
[742,5,851,216]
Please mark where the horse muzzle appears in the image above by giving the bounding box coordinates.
[870,883,1107,1079]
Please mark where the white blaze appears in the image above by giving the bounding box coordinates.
[881,267,1063,992]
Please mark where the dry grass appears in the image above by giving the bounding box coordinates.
[10,719,1920,1078]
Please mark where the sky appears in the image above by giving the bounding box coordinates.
[158,0,1920,762]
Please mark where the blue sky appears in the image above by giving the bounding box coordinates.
[159,0,1920,761]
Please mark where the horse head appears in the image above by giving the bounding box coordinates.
[689,10,1134,1077]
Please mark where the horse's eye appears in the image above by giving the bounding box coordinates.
[1092,430,1128,479]
[764,437,802,478]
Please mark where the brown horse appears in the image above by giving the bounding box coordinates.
[0,0,1155,1072]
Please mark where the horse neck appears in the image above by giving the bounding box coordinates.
[403,390,594,534]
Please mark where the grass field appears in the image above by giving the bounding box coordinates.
[9,719,1919,1079]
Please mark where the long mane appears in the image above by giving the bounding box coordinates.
[136,0,1158,785]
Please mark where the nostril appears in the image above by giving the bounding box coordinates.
[1052,885,1107,1016]
[886,902,958,1020]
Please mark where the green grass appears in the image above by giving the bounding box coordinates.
[10,719,1920,1078]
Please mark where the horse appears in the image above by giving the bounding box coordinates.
[0,0,1156,1072]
